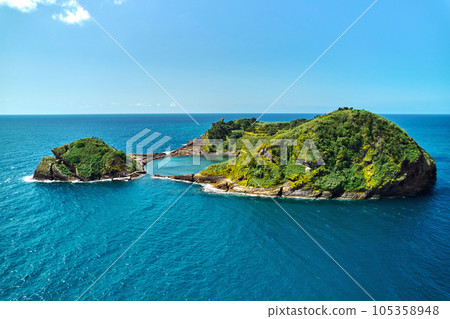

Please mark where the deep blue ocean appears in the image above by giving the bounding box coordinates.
[0,113,449,301]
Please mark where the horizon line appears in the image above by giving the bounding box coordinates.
[1,112,450,116]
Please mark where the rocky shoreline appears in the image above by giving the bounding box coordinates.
[32,169,147,183]
[154,161,435,200]
[33,155,147,182]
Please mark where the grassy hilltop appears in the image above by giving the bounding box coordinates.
[199,108,436,198]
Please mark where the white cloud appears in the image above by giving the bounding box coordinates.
[0,0,55,12]
[1,0,89,25]
[113,0,126,5]
[52,1,89,25]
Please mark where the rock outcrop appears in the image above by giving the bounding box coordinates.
[34,138,145,182]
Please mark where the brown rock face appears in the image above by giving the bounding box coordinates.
[194,174,227,184]
[170,174,195,182]
[33,156,55,180]
[372,154,436,197]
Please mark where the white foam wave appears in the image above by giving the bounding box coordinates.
[21,175,143,183]
[202,183,227,194]
[22,175,63,183]
[22,175,37,183]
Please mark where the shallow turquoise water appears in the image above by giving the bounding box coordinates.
[0,114,449,300]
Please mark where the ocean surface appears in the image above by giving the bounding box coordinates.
[0,113,449,301]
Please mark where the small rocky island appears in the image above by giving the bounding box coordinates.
[34,138,145,182]
[157,108,437,199]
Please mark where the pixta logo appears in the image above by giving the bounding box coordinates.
[126,129,172,174]
[192,138,324,168]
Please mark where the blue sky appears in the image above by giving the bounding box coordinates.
[0,0,449,114]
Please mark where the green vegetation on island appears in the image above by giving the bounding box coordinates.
[197,108,436,199]
[34,138,144,181]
